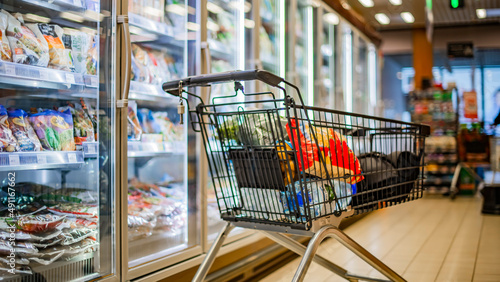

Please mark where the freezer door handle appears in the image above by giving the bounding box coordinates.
[117,15,131,108]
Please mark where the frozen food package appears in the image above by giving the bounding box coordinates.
[60,237,98,259]
[0,256,30,265]
[47,202,98,218]
[0,240,38,255]
[0,105,18,152]
[17,214,66,233]
[30,237,63,248]
[28,23,73,71]
[0,12,12,62]
[58,227,97,245]
[127,106,142,140]
[55,25,76,72]
[0,229,62,242]
[63,30,91,74]
[128,215,154,240]
[27,250,64,265]
[29,109,75,151]
[1,10,49,66]
[0,262,32,275]
[73,103,95,143]
[60,217,98,230]
[7,108,42,151]
[131,44,150,82]
[286,119,364,184]
[86,36,97,75]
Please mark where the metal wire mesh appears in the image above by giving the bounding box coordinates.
[192,87,427,231]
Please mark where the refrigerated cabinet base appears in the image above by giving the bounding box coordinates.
[193,212,405,282]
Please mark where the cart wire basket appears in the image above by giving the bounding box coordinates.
[164,70,430,282]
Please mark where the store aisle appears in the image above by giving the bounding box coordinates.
[260,196,500,282]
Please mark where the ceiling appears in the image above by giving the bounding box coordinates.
[346,0,500,30]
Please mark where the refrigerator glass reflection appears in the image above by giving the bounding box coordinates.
[315,9,337,109]
[205,0,249,239]
[0,0,115,280]
[353,35,368,114]
[126,0,195,268]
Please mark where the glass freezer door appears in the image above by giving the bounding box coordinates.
[0,0,116,280]
[125,0,198,275]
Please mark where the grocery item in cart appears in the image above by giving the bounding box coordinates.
[0,105,18,152]
[0,13,12,62]
[47,202,98,218]
[286,119,364,184]
[1,10,49,66]
[29,109,76,151]
[7,108,42,151]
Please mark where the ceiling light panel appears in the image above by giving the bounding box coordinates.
[375,13,390,24]
[389,0,402,5]
[476,9,486,19]
[401,12,415,23]
[358,0,374,7]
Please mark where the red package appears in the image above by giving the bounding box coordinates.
[286,119,364,184]
[17,214,66,233]
[47,203,98,218]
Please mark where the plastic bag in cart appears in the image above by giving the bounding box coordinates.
[286,119,364,184]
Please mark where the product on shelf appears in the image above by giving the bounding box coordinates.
[0,105,19,152]
[30,23,74,71]
[1,10,49,67]
[29,109,76,151]
[16,214,66,233]
[127,105,142,140]
[63,30,92,74]
[7,108,42,152]
[47,203,98,218]
[86,36,97,75]
[0,13,12,62]
[59,103,95,146]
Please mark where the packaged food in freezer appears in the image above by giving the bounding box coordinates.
[128,214,154,240]
[58,227,97,245]
[0,256,30,265]
[30,237,63,248]
[0,105,18,152]
[16,214,66,233]
[29,109,76,151]
[63,30,91,74]
[0,240,38,255]
[131,44,152,83]
[86,36,97,75]
[0,229,62,242]
[28,23,73,71]
[59,237,98,259]
[0,262,32,275]
[0,13,12,62]
[27,250,64,265]
[7,108,42,152]
[1,10,49,66]
[60,217,98,230]
[47,202,98,218]
[127,106,142,140]
[54,25,76,72]
[59,103,95,146]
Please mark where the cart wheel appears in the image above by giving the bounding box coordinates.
[450,188,458,200]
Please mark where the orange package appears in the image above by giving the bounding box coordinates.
[286,119,364,184]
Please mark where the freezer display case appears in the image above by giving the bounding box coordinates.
[203,0,250,239]
[125,0,198,274]
[259,0,281,75]
[353,34,368,114]
[286,0,313,105]
[314,8,338,109]
[0,0,115,280]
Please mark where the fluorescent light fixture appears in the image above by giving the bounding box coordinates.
[401,12,414,23]
[25,13,51,23]
[60,12,85,23]
[244,19,255,29]
[375,13,390,24]
[323,13,340,25]
[358,0,374,7]
[207,20,220,32]
[166,4,187,16]
[186,22,200,31]
[389,0,402,5]
[476,9,486,19]
[228,1,252,12]
[207,2,224,14]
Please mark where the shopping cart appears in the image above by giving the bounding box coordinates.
[163,70,430,282]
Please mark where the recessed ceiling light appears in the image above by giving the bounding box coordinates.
[476,9,487,19]
[401,12,415,23]
[389,0,402,5]
[358,0,374,7]
[375,13,390,25]
[323,13,340,25]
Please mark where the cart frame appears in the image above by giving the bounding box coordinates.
[164,70,430,282]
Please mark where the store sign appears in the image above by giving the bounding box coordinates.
[463,91,478,119]
[448,42,474,58]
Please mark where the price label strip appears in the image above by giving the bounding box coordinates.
[5,64,16,76]
[88,144,97,155]
[8,155,20,166]
[36,154,47,164]
[68,153,78,163]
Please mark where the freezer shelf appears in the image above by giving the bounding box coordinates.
[0,143,98,171]
[0,62,98,90]
[208,39,234,61]
[128,81,177,102]
[128,141,186,157]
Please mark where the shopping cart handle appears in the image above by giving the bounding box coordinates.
[162,69,284,93]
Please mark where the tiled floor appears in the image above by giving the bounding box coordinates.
[260,195,500,282]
